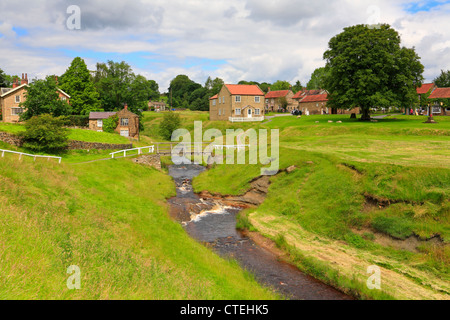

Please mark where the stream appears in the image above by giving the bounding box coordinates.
[168,163,352,300]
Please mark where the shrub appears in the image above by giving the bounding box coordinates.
[159,112,181,140]
[103,115,119,133]
[20,114,69,153]
[64,115,89,127]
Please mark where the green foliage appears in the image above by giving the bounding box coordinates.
[103,114,119,133]
[205,77,224,96]
[324,24,424,120]
[19,114,69,153]
[433,70,450,88]
[93,60,159,114]
[307,67,330,90]
[20,76,72,120]
[59,57,101,115]
[159,112,182,140]
[270,80,291,91]
[64,115,89,127]
[292,80,303,93]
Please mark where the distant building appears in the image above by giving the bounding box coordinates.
[0,73,70,123]
[209,84,265,122]
[428,87,450,116]
[149,100,166,112]
[265,89,296,112]
[89,104,140,139]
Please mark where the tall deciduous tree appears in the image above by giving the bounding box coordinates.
[306,67,330,90]
[270,80,291,91]
[60,57,101,115]
[324,24,424,120]
[20,76,72,120]
[433,70,450,88]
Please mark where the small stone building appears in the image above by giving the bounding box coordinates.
[89,105,140,140]
[265,89,296,112]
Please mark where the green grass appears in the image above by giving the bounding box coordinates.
[0,156,276,299]
[191,113,450,299]
[0,123,130,145]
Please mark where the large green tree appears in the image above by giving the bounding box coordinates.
[0,68,19,87]
[168,75,202,108]
[324,24,424,120]
[205,77,224,96]
[306,67,330,90]
[433,70,450,88]
[93,60,158,114]
[20,76,72,120]
[270,80,291,91]
[60,57,101,115]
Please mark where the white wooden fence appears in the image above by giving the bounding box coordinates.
[229,117,265,123]
[110,146,155,159]
[0,149,62,163]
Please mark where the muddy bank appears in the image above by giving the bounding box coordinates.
[167,163,352,300]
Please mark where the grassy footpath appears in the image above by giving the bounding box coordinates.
[0,156,276,299]
[193,114,450,300]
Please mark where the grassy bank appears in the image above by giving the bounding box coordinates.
[0,156,276,299]
[192,115,450,300]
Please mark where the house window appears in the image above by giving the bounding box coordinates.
[120,130,129,137]
[255,96,261,103]
[432,107,441,114]
[11,108,24,116]
[255,109,261,115]
[61,97,67,101]
[15,95,21,103]
[121,118,129,126]
[212,100,216,106]
[235,108,241,115]
[266,99,269,104]
[235,96,241,103]
[97,120,103,128]
[219,109,222,116]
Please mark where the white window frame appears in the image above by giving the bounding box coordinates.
[120,129,129,137]
[218,109,222,116]
[15,95,21,103]
[235,108,241,115]
[97,120,103,128]
[432,106,441,114]
[120,118,129,126]
[235,96,241,103]
[11,107,24,116]
[255,108,261,115]
[212,100,216,106]
[255,96,261,103]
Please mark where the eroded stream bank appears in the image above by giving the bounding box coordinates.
[167,164,352,300]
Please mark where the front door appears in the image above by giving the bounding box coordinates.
[248,109,252,118]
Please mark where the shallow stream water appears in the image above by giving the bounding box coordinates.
[168,164,352,300]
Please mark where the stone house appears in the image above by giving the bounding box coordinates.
[0,73,71,123]
[209,84,265,121]
[428,87,450,116]
[265,89,296,112]
[88,105,140,139]
[149,100,166,112]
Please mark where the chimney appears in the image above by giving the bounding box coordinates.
[124,103,128,110]
[20,73,25,85]
[268,87,271,92]
[55,76,58,85]
[13,78,18,88]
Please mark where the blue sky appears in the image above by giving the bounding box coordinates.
[1,0,450,91]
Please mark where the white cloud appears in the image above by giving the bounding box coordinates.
[0,0,449,90]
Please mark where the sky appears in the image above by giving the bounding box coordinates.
[0,0,450,92]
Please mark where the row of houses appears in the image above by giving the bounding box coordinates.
[209,84,359,122]
[0,73,141,140]
[417,83,450,116]
[209,82,450,122]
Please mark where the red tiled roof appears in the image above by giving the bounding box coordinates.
[428,87,450,99]
[265,90,290,99]
[417,83,435,95]
[209,94,218,100]
[300,94,328,103]
[292,89,324,99]
[225,84,264,96]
